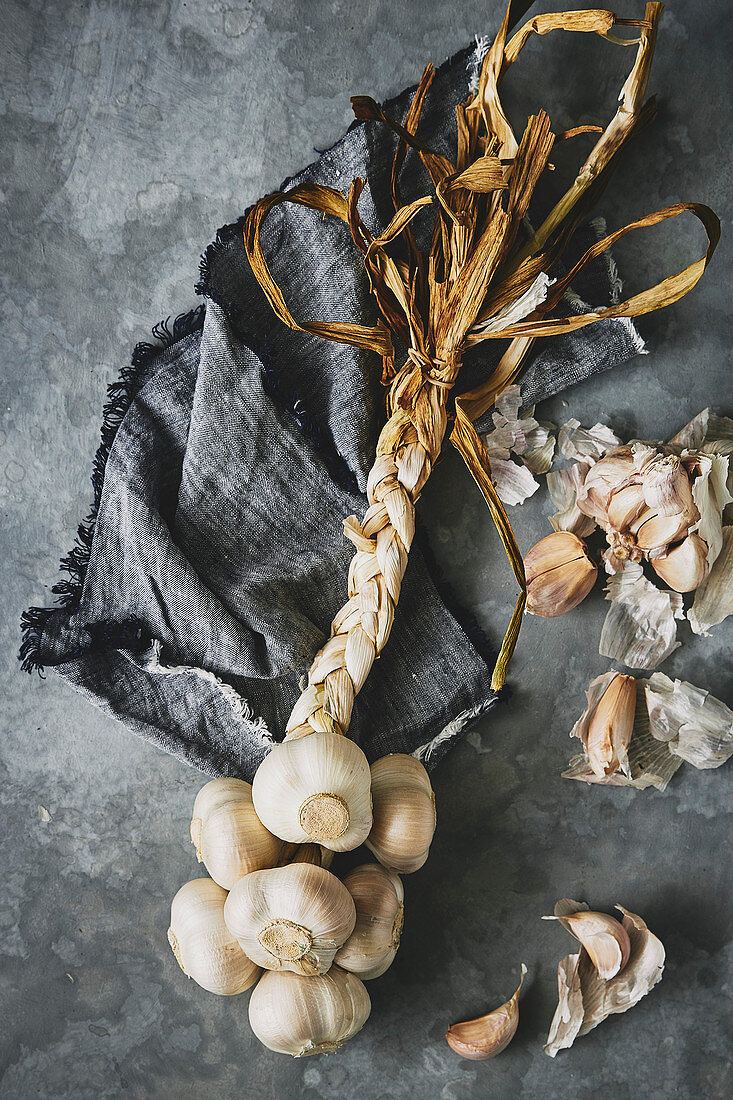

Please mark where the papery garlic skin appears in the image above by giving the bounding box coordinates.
[252,731,372,852]
[524,531,597,617]
[335,863,404,980]
[248,965,371,1056]
[366,754,436,874]
[224,863,356,976]
[190,778,282,891]
[168,878,260,996]
[585,673,636,779]
[446,964,526,1060]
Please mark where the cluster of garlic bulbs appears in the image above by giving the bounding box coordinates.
[168,738,435,1056]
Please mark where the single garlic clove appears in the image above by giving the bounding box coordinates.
[606,482,646,531]
[252,731,372,853]
[651,532,709,592]
[248,965,371,1056]
[224,863,356,976]
[335,863,404,980]
[167,878,260,996]
[559,909,631,980]
[524,531,597,617]
[633,508,695,553]
[366,754,436,874]
[585,673,636,779]
[446,964,527,1060]
[190,778,282,891]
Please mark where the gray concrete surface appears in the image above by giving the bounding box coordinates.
[2,1,731,1097]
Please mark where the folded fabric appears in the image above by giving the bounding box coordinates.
[20,40,645,779]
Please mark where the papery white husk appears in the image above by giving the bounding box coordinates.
[599,560,683,669]
[545,901,665,1058]
[644,672,733,769]
[547,462,596,537]
[558,419,621,463]
[687,452,733,571]
[482,384,556,504]
[688,526,733,635]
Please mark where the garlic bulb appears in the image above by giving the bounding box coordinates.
[224,863,356,976]
[366,754,436,874]
[190,777,282,891]
[335,863,404,979]
[248,965,371,1056]
[167,878,260,995]
[252,731,372,852]
[524,530,597,617]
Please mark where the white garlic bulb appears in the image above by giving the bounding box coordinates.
[335,863,404,980]
[366,754,436,873]
[248,965,371,1056]
[167,878,260,995]
[252,731,372,852]
[224,863,356,976]
[190,777,282,891]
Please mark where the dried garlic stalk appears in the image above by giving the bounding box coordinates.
[545,900,664,1058]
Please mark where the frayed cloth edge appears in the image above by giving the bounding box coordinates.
[412,693,500,766]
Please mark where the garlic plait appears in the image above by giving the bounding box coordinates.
[224,863,356,976]
[335,863,404,980]
[248,965,371,1056]
[252,731,372,852]
[167,878,260,995]
[190,777,282,891]
[366,754,436,874]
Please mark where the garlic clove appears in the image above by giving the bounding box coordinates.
[252,731,372,853]
[248,965,371,1056]
[633,508,694,553]
[584,673,636,779]
[366,754,436,874]
[606,482,646,531]
[335,863,404,980]
[576,448,636,522]
[224,863,356,976]
[524,531,597,618]
[167,878,260,996]
[550,900,631,980]
[651,532,709,592]
[190,778,282,891]
[446,964,527,1060]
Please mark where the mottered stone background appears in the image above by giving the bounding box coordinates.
[1,1,731,1097]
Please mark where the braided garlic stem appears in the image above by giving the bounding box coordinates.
[286,351,461,740]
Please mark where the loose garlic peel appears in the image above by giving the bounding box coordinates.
[167,878,260,996]
[190,777,282,891]
[446,965,527,1060]
[546,899,631,980]
[366,754,436,874]
[248,965,371,1056]
[335,863,404,980]
[252,731,372,852]
[223,863,356,976]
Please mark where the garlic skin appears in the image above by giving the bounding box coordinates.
[190,778,282,891]
[224,863,356,976]
[556,908,631,980]
[584,673,636,779]
[335,863,404,980]
[167,878,260,996]
[248,965,371,1056]
[252,732,372,852]
[446,965,526,1060]
[651,532,709,592]
[366,754,436,874]
[524,531,597,617]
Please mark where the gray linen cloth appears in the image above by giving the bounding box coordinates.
[20,41,645,778]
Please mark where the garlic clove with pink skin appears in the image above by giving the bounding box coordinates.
[446,965,527,1060]
[560,910,631,980]
[524,531,597,617]
[651,532,709,592]
[585,673,637,779]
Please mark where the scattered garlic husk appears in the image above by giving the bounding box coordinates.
[252,731,372,852]
[546,899,630,980]
[190,778,282,891]
[599,560,683,670]
[644,672,733,770]
[248,965,371,1056]
[545,901,664,1058]
[446,964,526,1060]
[366,754,436,874]
[688,526,733,635]
[547,462,596,538]
[524,530,597,617]
[558,419,621,464]
[335,863,404,980]
[167,878,260,996]
[569,671,636,780]
[224,863,356,976]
